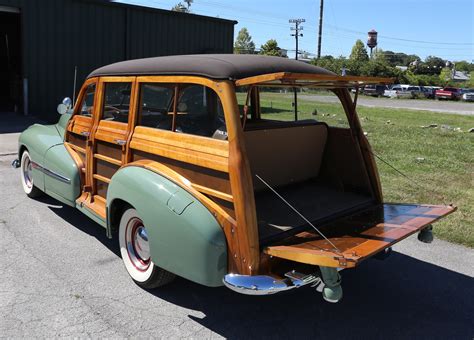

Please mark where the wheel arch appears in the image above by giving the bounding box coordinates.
[108,198,133,238]
[107,164,228,287]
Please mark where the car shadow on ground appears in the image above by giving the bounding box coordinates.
[45,197,473,339]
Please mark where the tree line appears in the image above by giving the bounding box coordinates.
[234,27,474,87]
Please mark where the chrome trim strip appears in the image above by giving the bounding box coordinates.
[31,161,71,184]
[223,272,320,295]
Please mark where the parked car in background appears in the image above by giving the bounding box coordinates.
[422,86,441,99]
[461,88,474,102]
[384,84,412,98]
[435,87,462,100]
[363,85,388,97]
[406,86,424,98]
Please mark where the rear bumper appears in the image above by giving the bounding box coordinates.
[223,271,320,295]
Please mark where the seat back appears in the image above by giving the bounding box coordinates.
[244,123,328,191]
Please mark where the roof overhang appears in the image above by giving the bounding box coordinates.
[235,72,394,88]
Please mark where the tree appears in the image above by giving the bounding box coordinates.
[373,48,388,64]
[259,39,283,57]
[454,60,474,73]
[349,40,369,62]
[311,55,347,75]
[171,2,190,12]
[233,28,255,54]
[439,67,453,84]
[184,0,193,10]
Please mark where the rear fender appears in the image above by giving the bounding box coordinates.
[107,165,227,287]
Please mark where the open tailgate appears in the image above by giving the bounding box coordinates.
[264,203,456,268]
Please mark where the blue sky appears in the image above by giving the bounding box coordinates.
[115,0,474,62]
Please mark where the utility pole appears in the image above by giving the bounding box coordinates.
[289,18,305,121]
[317,0,324,59]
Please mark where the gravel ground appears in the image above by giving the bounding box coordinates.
[1,152,473,339]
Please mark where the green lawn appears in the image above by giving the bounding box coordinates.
[238,92,474,247]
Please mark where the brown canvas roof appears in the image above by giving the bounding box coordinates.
[88,54,334,80]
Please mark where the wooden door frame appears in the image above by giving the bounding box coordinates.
[132,76,260,275]
[86,76,137,208]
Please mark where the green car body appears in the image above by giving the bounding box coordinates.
[17,113,228,287]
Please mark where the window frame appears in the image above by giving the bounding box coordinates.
[135,76,230,142]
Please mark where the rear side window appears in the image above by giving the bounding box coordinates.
[138,83,174,130]
[102,82,131,123]
[175,85,226,138]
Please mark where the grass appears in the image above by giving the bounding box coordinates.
[238,92,474,247]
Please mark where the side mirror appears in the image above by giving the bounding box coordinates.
[57,97,72,115]
[62,97,72,109]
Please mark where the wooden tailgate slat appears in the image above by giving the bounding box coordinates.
[264,203,456,268]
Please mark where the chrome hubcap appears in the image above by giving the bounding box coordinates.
[23,157,33,188]
[126,218,151,271]
[134,226,150,261]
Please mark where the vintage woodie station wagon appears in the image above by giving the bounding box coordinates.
[14,54,456,302]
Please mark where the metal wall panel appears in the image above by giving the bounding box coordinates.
[0,0,235,121]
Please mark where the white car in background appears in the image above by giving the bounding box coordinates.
[461,89,474,102]
[384,84,413,98]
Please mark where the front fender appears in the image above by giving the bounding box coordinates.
[107,166,227,287]
[18,123,64,191]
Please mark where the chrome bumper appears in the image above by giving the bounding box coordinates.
[223,271,321,295]
[11,159,20,168]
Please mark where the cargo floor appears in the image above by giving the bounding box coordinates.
[255,180,373,241]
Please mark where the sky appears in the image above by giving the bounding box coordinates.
[115,0,474,62]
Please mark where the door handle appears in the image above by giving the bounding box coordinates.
[80,131,90,137]
[114,139,127,146]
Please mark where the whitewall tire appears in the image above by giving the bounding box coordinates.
[119,208,175,289]
[20,150,43,198]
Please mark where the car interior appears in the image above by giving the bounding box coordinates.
[241,88,375,243]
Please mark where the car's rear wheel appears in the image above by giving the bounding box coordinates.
[20,150,43,198]
[119,208,175,289]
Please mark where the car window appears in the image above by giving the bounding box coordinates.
[79,84,95,117]
[137,83,174,130]
[102,82,132,123]
[174,84,227,139]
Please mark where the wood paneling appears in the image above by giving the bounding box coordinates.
[67,133,87,150]
[235,72,394,87]
[95,181,109,198]
[96,159,120,179]
[130,126,229,172]
[69,116,93,136]
[132,150,232,195]
[265,203,456,268]
[94,120,128,144]
[96,141,123,161]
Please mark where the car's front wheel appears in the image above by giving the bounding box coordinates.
[20,150,43,198]
[119,208,175,289]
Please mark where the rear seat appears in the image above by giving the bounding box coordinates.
[244,120,328,191]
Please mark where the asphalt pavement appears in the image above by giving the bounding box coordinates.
[1,137,473,337]
[300,94,474,116]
